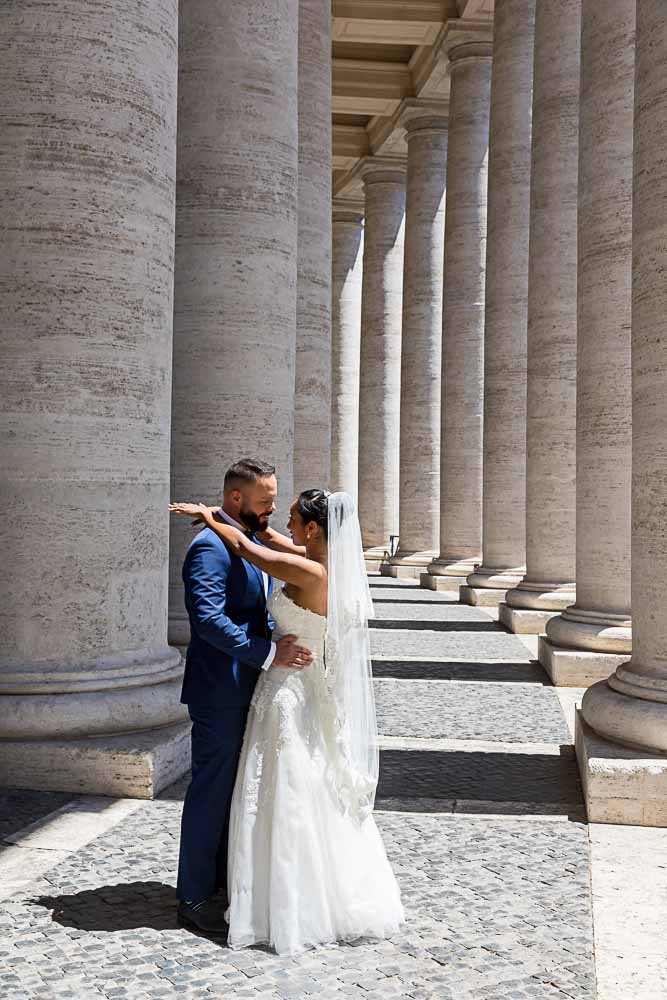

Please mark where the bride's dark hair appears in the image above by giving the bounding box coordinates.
[296,488,331,539]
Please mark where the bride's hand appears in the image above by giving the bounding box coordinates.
[168,502,210,523]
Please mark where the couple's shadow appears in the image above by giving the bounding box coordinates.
[33,880,226,943]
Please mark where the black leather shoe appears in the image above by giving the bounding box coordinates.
[177,899,228,935]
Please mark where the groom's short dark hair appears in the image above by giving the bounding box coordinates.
[224,458,276,492]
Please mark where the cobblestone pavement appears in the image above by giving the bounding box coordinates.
[370,628,530,660]
[374,679,571,744]
[0,577,596,999]
[371,603,494,622]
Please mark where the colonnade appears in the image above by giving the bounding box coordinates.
[2,0,667,823]
[331,0,667,824]
[0,0,332,798]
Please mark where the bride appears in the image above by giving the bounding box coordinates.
[169,489,404,956]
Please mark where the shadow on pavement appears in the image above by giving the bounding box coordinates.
[0,788,73,841]
[369,620,506,632]
[376,746,585,820]
[32,881,186,933]
[372,659,549,683]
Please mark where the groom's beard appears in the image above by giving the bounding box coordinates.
[239,507,271,534]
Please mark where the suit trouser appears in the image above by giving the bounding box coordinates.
[176,702,249,903]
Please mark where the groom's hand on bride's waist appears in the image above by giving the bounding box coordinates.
[272,634,313,670]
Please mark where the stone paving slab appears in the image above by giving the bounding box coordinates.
[374,679,571,744]
[370,628,533,661]
[370,603,511,635]
[0,799,595,1000]
[370,588,460,604]
[370,603,502,624]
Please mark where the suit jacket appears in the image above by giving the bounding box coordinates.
[180,522,274,710]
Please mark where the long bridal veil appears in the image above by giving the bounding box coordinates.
[325,491,379,822]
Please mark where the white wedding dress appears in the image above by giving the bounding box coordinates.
[225,585,404,956]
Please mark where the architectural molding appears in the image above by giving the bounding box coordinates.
[332,58,413,116]
[333,1,455,48]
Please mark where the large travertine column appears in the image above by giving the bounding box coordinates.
[357,160,406,568]
[578,1,667,827]
[293,0,332,495]
[462,0,536,608]
[422,29,493,593]
[0,0,185,797]
[331,200,364,500]
[386,108,448,579]
[539,0,633,688]
[170,0,299,645]
[500,0,581,634]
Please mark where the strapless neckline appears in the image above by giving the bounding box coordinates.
[278,586,327,622]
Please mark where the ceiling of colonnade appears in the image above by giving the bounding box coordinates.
[332,0,495,200]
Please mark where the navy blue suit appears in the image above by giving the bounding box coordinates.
[176,517,273,904]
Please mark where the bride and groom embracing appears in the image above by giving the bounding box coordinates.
[169,458,404,957]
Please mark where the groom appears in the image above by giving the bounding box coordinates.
[176,458,312,934]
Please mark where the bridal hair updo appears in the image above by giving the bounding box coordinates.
[295,489,331,539]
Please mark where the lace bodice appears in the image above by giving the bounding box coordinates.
[249,587,328,731]
[268,586,327,661]
[251,584,372,822]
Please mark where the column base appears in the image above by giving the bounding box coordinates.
[462,564,526,607]
[545,605,632,654]
[498,604,560,634]
[364,546,387,573]
[576,710,667,826]
[582,674,667,755]
[0,720,192,800]
[459,585,509,607]
[0,646,187,740]
[538,636,628,688]
[420,573,466,591]
[421,554,478,592]
[381,549,437,579]
[504,578,576,612]
[381,563,420,579]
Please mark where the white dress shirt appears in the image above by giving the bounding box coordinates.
[217,508,276,671]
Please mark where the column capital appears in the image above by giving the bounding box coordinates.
[437,19,494,68]
[332,197,364,225]
[358,156,407,187]
[397,98,449,139]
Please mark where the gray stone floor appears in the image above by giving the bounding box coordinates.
[370,628,533,661]
[375,679,571,744]
[0,578,596,999]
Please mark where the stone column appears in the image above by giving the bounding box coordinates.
[500,0,581,634]
[293,0,332,495]
[578,0,667,827]
[461,0,536,608]
[539,0,633,687]
[422,29,493,593]
[386,108,448,579]
[357,160,406,568]
[331,200,364,501]
[0,0,185,798]
[170,0,299,646]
